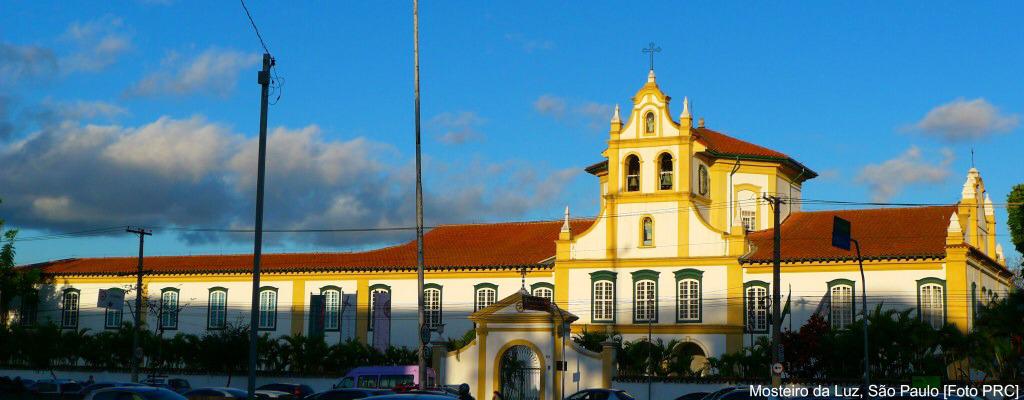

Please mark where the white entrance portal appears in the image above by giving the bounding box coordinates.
[437,290,615,400]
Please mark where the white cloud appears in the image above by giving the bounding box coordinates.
[0,43,58,86]
[534,95,612,131]
[913,98,1019,141]
[126,48,260,97]
[0,114,581,247]
[103,116,239,181]
[60,16,133,73]
[856,146,954,201]
[534,95,567,118]
[428,111,486,144]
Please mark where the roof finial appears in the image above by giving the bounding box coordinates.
[611,104,621,124]
[680,97,692,128]
[647,69,656,83]
[561,206,571,232]
[698,117,705,128]
[642,42,661,71]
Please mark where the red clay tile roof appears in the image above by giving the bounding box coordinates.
[26,219,596,276]
[693,127,816,178]
[740,206,957,264]
[585,126,815,178]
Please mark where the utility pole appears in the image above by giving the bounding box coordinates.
[247,53,274,399]
[413,0,427,390]
[126,226,151,384]
[764,195,784,387]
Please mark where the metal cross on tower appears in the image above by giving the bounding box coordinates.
[642,42,661,71]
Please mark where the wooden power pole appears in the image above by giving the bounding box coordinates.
[247,53,274,399]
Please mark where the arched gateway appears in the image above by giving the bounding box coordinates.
[499,344,542,400]
[436,290,616,400]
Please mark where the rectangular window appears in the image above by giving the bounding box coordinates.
[741,210,756,231]
[593,281,614,322]
[533,287,553,301]
[634,280,657,322]
[61,290,79,328]
[745,286,767,332]
[830,285,853,329]
[105,305,123,329]
[19,295,38,326]
[677,279,700,322]
[324,289,340,331]
[475,288,496,311]
[160,290,179,330]
[259,289,277,330]
[208,290,227,329]
[920,284,944,329]
[425,288,442,329]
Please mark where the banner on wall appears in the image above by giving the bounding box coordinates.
[372,291,391,352]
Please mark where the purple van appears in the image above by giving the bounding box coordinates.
[334,366,436,390]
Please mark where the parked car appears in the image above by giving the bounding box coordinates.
[334,366,434,390]
[143,378,192,394]
[675,392,709,400]
[364,395,452,400]
[28,379,83,399]
[85,386,187,400]
[716,388,767,400]
[306,388,392,400]
[75,382,148,399]
[565,389,637,400]
[257,383,315,399]
[701,387,740,400]
[183,387,296,399]
[397,389,457,398]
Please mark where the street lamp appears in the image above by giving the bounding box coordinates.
[832,216,870,390]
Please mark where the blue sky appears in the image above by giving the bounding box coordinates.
[1,1,1021,265]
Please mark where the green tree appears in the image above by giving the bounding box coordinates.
[1008,184,1024,269]
[0,197,40,327]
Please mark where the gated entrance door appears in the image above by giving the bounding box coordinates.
[499,345,541,400]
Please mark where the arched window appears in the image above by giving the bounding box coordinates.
[918,279,945,329]
[424,284,443,329]
[745,282,768,333]
[258,287,278,330]
[829,280,855,329]
[644,112,656,134]
[61,288,80,329]
[658,153,673,190]
[104,288,124,329]
[697,164,710,196]
[368,284,391,331]
[321,287,341,331]
[593,281,614,322]
[160,288,180,330]
[474,283,497,311]
[625,155,640,192]
[531,282,554,301]
[641,217,654,247]
[737,189,758,231]
[634,280,657,322]
[208,288,228,330]
[675,269,703,323]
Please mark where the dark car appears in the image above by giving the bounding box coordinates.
[75,382,148,399]
[85,386,187,400]
[307,388,392,400]
[183,387,295,399]
[258,383,315,399]
[718,388,767,400]
[701,387,740,400]
[143,378,193,394]
[675,392,709,400]
[565,389,637,400]
[28,379,83,399]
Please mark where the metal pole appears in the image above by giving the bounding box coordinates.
[413,0,427,390]
[854,240,870,390]
[127,227,150,383]
[647,298,653,400]
[248,53,273,399]
[767,195,783,387]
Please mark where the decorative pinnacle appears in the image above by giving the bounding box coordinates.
[647,69,656,83]
[561,206,571,232]
[681,97,691,119]
[611,104,621,124]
